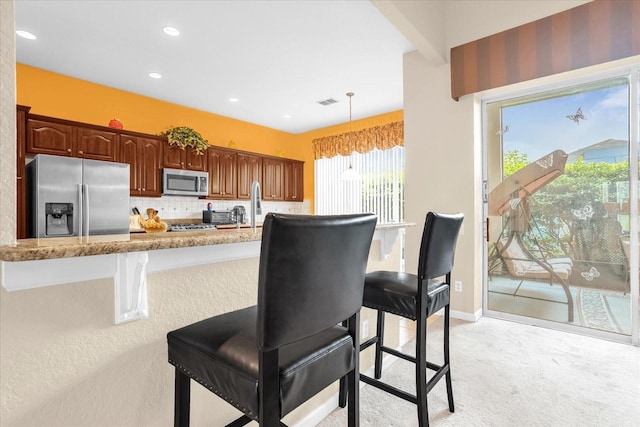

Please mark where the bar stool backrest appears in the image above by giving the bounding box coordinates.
[417,212,464,281]
[257,213,378,351]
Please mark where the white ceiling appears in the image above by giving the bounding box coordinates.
[14,0,414,134]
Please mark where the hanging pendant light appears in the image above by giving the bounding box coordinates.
[341,92,361,181]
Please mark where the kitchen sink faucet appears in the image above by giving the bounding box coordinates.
[250,180,262,229]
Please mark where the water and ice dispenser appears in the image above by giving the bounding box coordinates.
[45,202,73,236]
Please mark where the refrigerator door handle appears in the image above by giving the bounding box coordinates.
[78,184,84,237]
[82,183,90,237]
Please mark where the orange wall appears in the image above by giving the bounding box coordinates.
[16,63,403,212]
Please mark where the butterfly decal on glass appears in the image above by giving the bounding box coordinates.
[496,125,510,135]
[536,154,554,169]
[581,266,600,281]
[509,198,521,209]
[566,107,586,125]
[572,203,594,220]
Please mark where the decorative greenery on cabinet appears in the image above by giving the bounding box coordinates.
[160,126,209,154]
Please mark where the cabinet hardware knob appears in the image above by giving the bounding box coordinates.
[78,150,84,154]
[67,148,72,152]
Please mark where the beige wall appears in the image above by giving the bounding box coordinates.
[0,0,16,247]
[403,50,481,316]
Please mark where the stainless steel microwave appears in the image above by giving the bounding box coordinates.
[162,168,209,196]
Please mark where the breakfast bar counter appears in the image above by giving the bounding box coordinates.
[0,222,412,427]
[0,222,412,323]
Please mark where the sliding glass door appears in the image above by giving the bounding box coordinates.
[484,66,639,343]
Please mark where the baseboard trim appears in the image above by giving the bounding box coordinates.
[451,308,482,322]
[290,393,340,427]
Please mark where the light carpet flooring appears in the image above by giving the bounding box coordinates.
[317,316,640,427]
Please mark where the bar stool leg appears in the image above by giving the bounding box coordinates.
[338,320,348,408]
[415,313,429,427]
[374,310,385,379]
[175,369,190,427]
[444,304,455,412]
[338,378,347,408]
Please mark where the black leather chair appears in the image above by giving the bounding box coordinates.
[167,213,377,427]
[341,211,463,426]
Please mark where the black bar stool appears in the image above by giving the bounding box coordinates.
[341,211,463,426]
[167,213,377,427]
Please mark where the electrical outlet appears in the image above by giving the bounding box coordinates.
[454,281,463,292]
[362,320,370,339]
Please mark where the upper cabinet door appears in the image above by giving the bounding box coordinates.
[163,143,185,169]
[262,158,284,200]
[119,135,140,193]
[207,148,237,199]
[27,119,74,156]
[284,160,304,202]
[76,127,118,161]
[237,153,262,200]
[119,134,162,197]
[139,138,162,196]
[185,147,208,171]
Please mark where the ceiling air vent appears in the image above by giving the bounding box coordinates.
[317,98,338,106]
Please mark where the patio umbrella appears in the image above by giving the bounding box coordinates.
[488,149,569,216]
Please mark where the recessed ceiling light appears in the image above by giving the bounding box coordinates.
[163,26,180,36]
[16,30,36,40]
[149,72,162,79]
[229,98,239,103]
[283,114,292,119]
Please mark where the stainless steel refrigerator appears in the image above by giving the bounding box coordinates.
[27,154,130,238]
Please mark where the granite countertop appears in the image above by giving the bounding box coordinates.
[0,228,263,262]
[0,222,414,262]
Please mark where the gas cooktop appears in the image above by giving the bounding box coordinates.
[169,223,217,232]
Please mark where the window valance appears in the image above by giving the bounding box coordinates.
[450,0,640,100]
[312,121,404,160]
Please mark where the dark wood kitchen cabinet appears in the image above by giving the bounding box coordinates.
[119,134,163,197]
[163,143,208,171]
[16,106,306,209]
[237,153,262,200]
[75,127,119,161]
[262,157,284,200]
[207,147,237,199]
[284,160,304,202]
[27,117,118,161]
[16,105,30,239]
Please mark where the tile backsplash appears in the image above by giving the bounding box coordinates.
[130,195,311,222]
